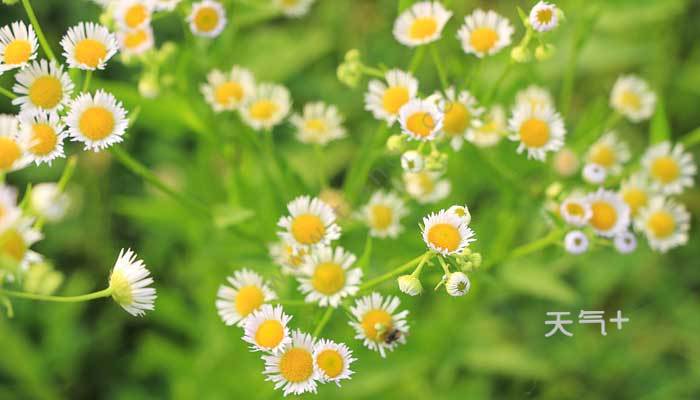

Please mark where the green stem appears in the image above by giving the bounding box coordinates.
[437,256,451,275]
[0,86,17,100]
[0,287,112,302]
[681,126,700,148]
[356,234,373,271]
[21,0,56,61]
[314,144,327,190]
[360,65,385,79]
[483,229,563,270]
[359,251,431,292]
[429,44,448,90]
[409,46,427,73]
[484,62,513,104]
[82,70,92,92]
[312,307,334,337]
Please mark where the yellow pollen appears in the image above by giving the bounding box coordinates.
[75,39,108,68]
[361,309,393,341]
[382,86,409,115]
[589,144,615,167]
[536,8,553,24]
[235,285,264,317]
[317,350,344,378]
[79,106,115,140]
[370,204,393,230]
[290,214,325,245]
[304,118,327,133]
[123,29,149,49]
[427,223,461,251]
[647,211,675,238]
[409,17,438,40]
[30,123,58,156]
[311,262,345,295]
[29,76,63,109]
[279,348,314,383]
[650,156,680,183]
[193,7,220,32]
[443,102,469,136]
[519,118,549,148]
[214,82,244,106]
[619,90,641,111]
[406,111,435,138]
[590,201,617,231]
[125,4,149,29]
[0,229,27,262]
[0,137,21,171]
[621,188,647,215]
[249,100,278,121]
[470,27,499,53]
[3,39,32,65]
[255,319,284,349]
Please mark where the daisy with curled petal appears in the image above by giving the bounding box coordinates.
[215,268,277,326]
[393,1,453,47]
[466,104,506,148]
[114,0,153,30]
[65,90,129,151]
[108,248,156,317]
[349,292,409,358]
[268,240,308,275]
[0,114,30,173]
[641,141,696,195]
[201,65,255,112]
[560,195,591,227]
[263,330,320,396]
[364,69,418,125]
[432,87,484,150]
[274,0,316,17]
[240,83,291,131]
[422,209,475,256]
[457,9,514,58]
[313,339,355,385]
[584,188,631,238]
[619,173,652,216]
[508,103,566,161]
[403,170,451,204]
[586,132,630,175]
[360,190,408,239]
[514,85,554,111]
[291,102,346,146]
[564,230,588,255]
[635,197,690,253]
[610,75,656,122]
[12,59,74,115]
[297,246,362,307]
[0,21,38,74]
[61,22,118,70]
[117,26,155,56]
[277,195,341,249]
[188,0,227,38]
[19,111,67,165]
[529,1,559,32]
[398,98,443,142]
[242,304,292,353]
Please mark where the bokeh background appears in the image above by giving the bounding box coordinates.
[1,0,699,399]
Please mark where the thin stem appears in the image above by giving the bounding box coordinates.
[314,144,327,190]
[82,70,92,92]
[483,229,563,270]
[0,287,112,303]
[484,62,513,104]
[21,0,56,61]
[0,86,17,100]
[312,307,334,337]
[409,46,427,73]
[360,65,385,79]
[430,44,448,90]
[437,256,450,275]
[359,251,431,292]
[356,234,373,271]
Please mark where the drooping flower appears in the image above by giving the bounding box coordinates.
[108,248,156,317]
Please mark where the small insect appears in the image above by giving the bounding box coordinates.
[384,329,403,345]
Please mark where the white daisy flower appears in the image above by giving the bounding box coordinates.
[108,248,156,317]
[422,209,476,256]
[641,141,696,195]
[364,69,418,125]
[393,1,452,47]
[360,190,408,238]
[432,87,484,150]
[291,102,346,146]
[447,204,471,225]
[529,1,559,32]
[263,330,319,396]
[153,0,181,11]
[586,132,630,175]
[560,196,591,227]
[610,75,656,122]
[274,0,316,18]
[613,231,637,254]
[60,22,118,70]
[240,83,291,131]
[188,0,227,38]
[0,184,21,231]
[445,271,470,296]
[398,98,443,141]
[65,90,129,151]
[0,215,42,274]
[268,240,308,275]
[117,26,155,56]
[400,150,424,172]
[215,268,277,326]
[619,173,652,216]
[29,182,70,223]
[0,21,38,74]
[200,66,255,112]
[19,111,66,165]
[582,163,607,185]
[297,246,361,307]
[514,85,554,111]
[277,195,341,250]
[403,171,451,204]
[466,104,506,147]
[0,114,30,173]
[349,292,409,358]
[553,148,580,177]
[635,197,690,253]
[508,103,566,161]
[12,59,74,115]
[564,230,588,255]
[457,9,514,58]
[584,188,631,237]
[313,339,355,385]
[242,304,292,353]
[114,0,153,30]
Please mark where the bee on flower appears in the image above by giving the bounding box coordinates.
[274,0,316,18]
[313,339,355,386]
[393,1,453,47]
[349,292,409,358]
[216,268,277,326]
[610,75,656,122]
[277,195,341,249]
[262,330,320,396]
[297,246,362,307]
[529,1,560,32]
[457,9,514,58]
[585,132,630,175]
[65,90,129,151]
[508,103,566,161]
[61,22,118,70]
[432,87,484,150]
[403,170,451,204]
[360,190,408,238]
[200,66,255,112]
[240,83,292,131]
[422,208,476,256]
[12,59,74,115]
[640,141,696,195]
[398,98,443,142]
[635,197,690,253]
[188,0,227,38]
[0,21,38,74]
[290,102,346,146]
[108,248,157,317]
[466,105,507,148]
[365,69,418,125]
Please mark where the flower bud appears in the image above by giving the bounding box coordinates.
[401,150,424,172]
[138,73,160,99]
[535,43,555,61]
[397,274,423,296]
[344,49,361,63]
[469,252,482,268]
[511,46,531,63]
[386,134,406,153]
[445,272,471,296]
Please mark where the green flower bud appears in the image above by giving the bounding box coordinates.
[386,134,406,153]
[510,46,531,63]
[535,44,555,61]
[397,274,423,296]
[344,49,361,63]
[470,253,482,268]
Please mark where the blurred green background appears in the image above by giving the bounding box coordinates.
[1,0,699,399]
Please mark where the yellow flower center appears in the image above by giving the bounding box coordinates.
[234,285,264,317]
[519,118,549,148]
[193,7,220,33]
[382,86,409,115]
[370,204,393,230]
[75,39,108,68]
[29,76,63,110]
[406,111,435,138]
[311,262,345,295]
[279,348,314,383]
[317,349,344,378]
[304,118,327,133]
[415,172,435,193]
[249,100,278,121]
[409,17,438,40]
[0,229,27,262]
[79,106,115,140]
[590,201,617,231]
[443,102,469,136]
[647,210,675,238]
[361,309,393,341]
[3,39,32,65]
[214,82,244,106]
[125,4,149,29]
[109,269,134,306]
[565,202,585,217]
[123,28,149,49]
[621,187,647,215]
[619,90,641,111]
[470,27,499,53]
[536,8,553,24]
[254,319,285,349]
[427,223,461,251]
[0,137,21,171]
[589,144,615,167]
[290,214,325,245]
[650,156,680,183]
[30,123,58,156]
